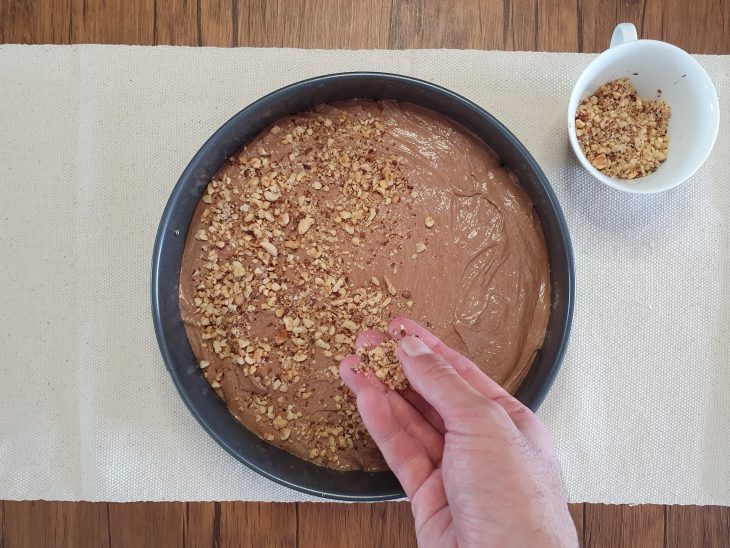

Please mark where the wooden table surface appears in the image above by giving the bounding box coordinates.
[1,1,728,546]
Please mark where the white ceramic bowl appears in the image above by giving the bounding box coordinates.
[568,23,720,194]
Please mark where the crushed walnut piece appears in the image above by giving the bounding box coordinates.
[575,78,670,180]
[184,106,414,469]
[354,338,408,391]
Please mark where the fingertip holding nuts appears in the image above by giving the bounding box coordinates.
[183,108,415,467]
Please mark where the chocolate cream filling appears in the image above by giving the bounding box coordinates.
[179,100,550,471]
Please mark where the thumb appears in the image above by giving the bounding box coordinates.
[398,335,487,429]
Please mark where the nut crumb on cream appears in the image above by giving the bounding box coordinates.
[575,78,670,180]
[181,105,410,470]
[179,100,552,471]
[354,338,408,391]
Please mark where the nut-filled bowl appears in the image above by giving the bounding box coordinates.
[151,72,575,501]
[568,23,720,194]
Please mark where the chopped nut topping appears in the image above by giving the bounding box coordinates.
[342,319,358,332]
[184,107,415,469]
[355,338,408,391]
[424,216,435,228]
[298,216,314,235]
[383,275,397,296]
[260,240,278,257]
[575,78,670,179]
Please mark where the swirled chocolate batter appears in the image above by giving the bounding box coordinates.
[180,100,550,471]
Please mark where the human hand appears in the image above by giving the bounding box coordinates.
[340,317,577,548]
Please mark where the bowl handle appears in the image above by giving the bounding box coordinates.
[609,23,638,48]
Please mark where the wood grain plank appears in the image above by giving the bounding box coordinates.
[0,0,71,44]
[1,500,110,548]
[387,0,503,50]
[70,0,155,44]
[585,504,665,548]
[2,0,728,53]
[639,0,664,43]
[666,505,730,547]
[1,501,47,548]
[661,0,730,54]
[577,0,641,52]
[184,502,216,548]
[536,0,578,51]
[298,502,416,548]
[219,502,296,547]
[53,501,110,548]
[108,501,184,548]
[238,0,393,49]
[154,0,198,45]
[200,0,234,47]
[504,0,538,51]
[577,0,728,53]
[569,503,585,546]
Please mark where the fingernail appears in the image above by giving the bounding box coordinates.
[400,335,433,357]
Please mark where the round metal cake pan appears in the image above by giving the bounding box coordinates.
[151,72,575,501]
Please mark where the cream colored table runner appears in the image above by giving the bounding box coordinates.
[1,45,728,504]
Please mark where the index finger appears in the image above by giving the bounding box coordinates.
[389,317,532,425]
[340,354,439,497]
[388,317,510,398]
[355,387,435,498]
[355,330,446,434]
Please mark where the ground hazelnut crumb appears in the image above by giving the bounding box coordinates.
[354,338,408,391]
[575,78,670,180]
[298,216,314,235]
[182,104,432,470]
[383,275,397,296]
